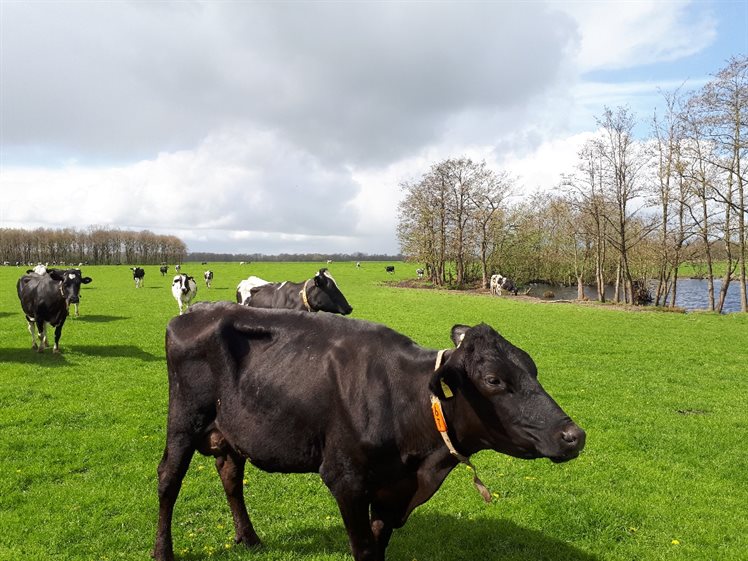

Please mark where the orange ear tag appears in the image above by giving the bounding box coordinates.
[431,400,448,433]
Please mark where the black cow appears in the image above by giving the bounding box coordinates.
[385,265,395,274]
[160,266,168,276]
[239,268,352,315]
[17,269,92,353]
[153,302,585,561]
[131,267,145,288]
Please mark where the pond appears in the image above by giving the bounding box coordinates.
[525,278,747,314]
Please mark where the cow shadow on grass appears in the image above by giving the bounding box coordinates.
[70,345,160,362]
[0,348,69,366]
[177,514,598,561]
[74,314,129,323]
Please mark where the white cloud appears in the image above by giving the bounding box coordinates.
[556,1,717,72]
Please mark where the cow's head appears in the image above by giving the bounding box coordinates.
[50,269,92,307]
[309,269,353,315]
[173,274,194,295]
[430,323,585,463]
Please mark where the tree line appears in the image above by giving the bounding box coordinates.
[398,56,747,313]
[0,227,187,265]
[187,251,403,263]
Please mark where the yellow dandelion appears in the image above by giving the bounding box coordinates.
[671,539,680,545]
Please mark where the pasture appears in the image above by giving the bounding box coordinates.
[1,262,746,561]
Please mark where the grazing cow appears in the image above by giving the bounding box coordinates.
[385,265,395,274]
[171,274,197,315]
[416,268,424,278]
[17,269,92,353]
[490,274,518,296]
[240,268,352,315]
[160,266,168,276]
[131,267,145,288]
[204,270,213,288]
[153,302,585,561]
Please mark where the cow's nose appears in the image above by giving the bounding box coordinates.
[69,296,80,304]
[560,424,586,452]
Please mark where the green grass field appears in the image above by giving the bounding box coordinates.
[1,262,746,561]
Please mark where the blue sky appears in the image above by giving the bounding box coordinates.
[1,1,746,255]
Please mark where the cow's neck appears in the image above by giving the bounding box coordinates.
[429,350,492,503]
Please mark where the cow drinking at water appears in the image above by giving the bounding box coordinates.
[17,269,92,353]
[237,268,352,315]
[153,302,585,561]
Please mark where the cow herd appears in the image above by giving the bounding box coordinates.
[14,262,584,561]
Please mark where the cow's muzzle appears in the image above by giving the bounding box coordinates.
[549,423,586,463]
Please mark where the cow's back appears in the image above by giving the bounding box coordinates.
[166,302,427,472]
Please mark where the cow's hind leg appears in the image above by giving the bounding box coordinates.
[153,434,195,561]
[26,318,38,350]
[215,452,261,548]
[37,320,47,352]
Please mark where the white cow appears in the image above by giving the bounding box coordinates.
[172,274,197,315]
[236,275,270,305]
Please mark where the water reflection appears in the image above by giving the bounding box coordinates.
[524,279,746,313]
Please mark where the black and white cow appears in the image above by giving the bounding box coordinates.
[416,268,425,278]
[160,265,168,276]
[237,268,352,315]
[203,270,213,288]
[131,267,145,288]
[17,269,92,353]
[490,274,518,296]
[172,274,197,315]
[385,265,395,274]
[236,276,270,305]
[153,302,586,561]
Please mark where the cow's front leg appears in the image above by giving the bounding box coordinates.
[321,468,380,561]
[52,322,64,353]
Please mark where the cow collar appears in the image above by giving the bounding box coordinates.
[430,349,492,503]
[299,280,313,312]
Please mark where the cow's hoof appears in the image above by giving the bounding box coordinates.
[53,348,61,354]
[36,347,44,353]
[236,533,262,549]
[31,343,38,350]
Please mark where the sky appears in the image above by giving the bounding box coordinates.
[1,1,746,256]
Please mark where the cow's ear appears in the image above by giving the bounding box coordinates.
[450,325,470,347]
[81,277,92,284]
[48,270,65,282]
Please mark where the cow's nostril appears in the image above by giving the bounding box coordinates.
[561,425,586,450]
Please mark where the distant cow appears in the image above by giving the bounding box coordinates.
[416,268,424,278]
[171,274,197,315]
[153,303,585,561]
[385,265,395,274]
[159,266,168,276]
[204,270,213,288]
[238,268,352,315]
[175,264,181,272]
[490,274,518,296]
[356,261,361,268]
[131,267,145,288]
[17,269,92,353]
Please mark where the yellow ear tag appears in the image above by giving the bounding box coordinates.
[440,379,454,398]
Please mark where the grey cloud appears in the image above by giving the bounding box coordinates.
[1,2,579,166]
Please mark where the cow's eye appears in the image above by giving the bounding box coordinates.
[485,376,505,388]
